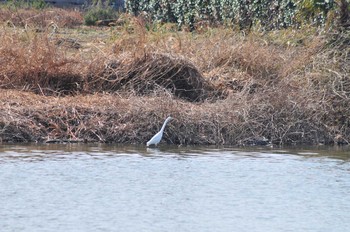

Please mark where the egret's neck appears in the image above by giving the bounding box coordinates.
[160,118,171,133]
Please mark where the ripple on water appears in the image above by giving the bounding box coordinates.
[0,144,350,232]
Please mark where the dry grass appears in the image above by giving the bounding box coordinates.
[0,7,83,28]
[0,9,349,145]
[0,29,83,95]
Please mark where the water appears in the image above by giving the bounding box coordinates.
[1,144,350,232]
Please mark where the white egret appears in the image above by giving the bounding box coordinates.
[146,116,173,146]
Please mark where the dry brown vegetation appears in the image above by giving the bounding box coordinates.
[0,7,349,145]
[0,7,82,28]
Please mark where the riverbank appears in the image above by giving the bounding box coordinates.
[0,7,349,145]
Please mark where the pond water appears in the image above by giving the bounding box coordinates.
[1,144,350,232]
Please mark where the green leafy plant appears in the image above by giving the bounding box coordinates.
[295,0,335,25]
[125,0,336,30]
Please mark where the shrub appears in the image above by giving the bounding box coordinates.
[125,0,337,30]
[84,0,118,26]
[295,0,335,26]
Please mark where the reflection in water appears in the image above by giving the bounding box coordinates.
[0,144,350,232]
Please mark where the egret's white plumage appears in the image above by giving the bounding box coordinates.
[146,116,172,146]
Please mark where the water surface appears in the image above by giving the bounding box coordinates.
[1,144,350,232]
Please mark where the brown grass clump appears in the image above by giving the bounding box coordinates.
[0,11,349,145]
[87,52,221,101]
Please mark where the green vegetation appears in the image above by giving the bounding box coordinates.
[3,0,49,9]
[125,0,336,30]
[84,0,118,26]
[0,2,349,145]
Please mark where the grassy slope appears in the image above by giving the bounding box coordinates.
[0,8,349,145]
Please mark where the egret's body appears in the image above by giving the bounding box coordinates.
[147,117,172,146]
